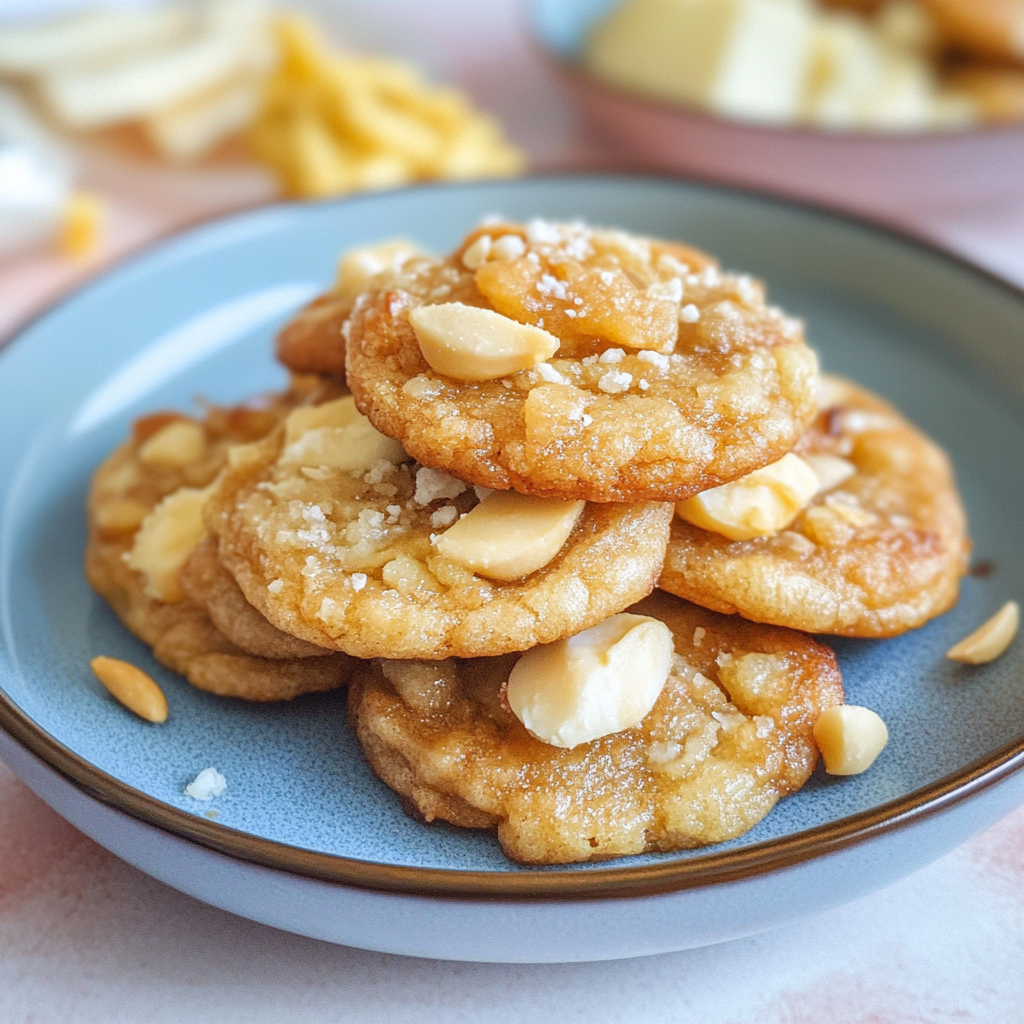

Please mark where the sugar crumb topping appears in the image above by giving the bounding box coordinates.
[597,370,633,394]
[414,466,468,505]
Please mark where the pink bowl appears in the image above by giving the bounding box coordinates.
[550,57,1024,224]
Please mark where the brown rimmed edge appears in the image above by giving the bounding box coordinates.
[2,689,1024,901]
[2,172,1024,900]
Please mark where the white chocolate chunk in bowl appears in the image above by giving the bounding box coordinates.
[507,612,675,748]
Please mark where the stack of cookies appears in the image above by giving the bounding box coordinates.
[86,219,970,865]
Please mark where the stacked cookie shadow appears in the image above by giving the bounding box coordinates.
[86,219,969,865]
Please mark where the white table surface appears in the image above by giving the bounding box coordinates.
[3,2,1024,1018]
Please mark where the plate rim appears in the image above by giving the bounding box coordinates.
[2,172,1024,901]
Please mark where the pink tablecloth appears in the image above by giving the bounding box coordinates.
[4,2,1024,1018]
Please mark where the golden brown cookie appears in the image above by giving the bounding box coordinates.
[275,291,353,378]
[180,538,335,660]
[944,60,1024,122]
[204,394,674,660]
[86,387,354,701]
[276,240,425,378]
[923,0,1024,61]
[344,220,820,502]
[348,591,844,865]
[659,376,970,637]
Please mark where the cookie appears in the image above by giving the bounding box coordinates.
[275,291,353,379]
[204,394,674,660]
[180,538,334,660]
[86,386,354,701]
[348,590,844,865]
[276,240,424,378]
[659,376,970,637]
[945,61,1024,122]
[923,0,1024,61]
[344,220,820,502]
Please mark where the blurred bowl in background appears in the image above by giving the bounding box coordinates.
[527,0,1024,223]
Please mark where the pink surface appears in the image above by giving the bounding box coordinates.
[2,759,1024,1022]
[4,0,1024,1015]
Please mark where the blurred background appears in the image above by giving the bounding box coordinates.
[5,0,1024,339]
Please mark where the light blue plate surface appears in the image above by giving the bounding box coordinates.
[1,175,1023,886]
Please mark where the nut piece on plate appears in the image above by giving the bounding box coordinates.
[434,491,585,581]
[506,612,674,748]
[90,655,169,723]
[676,452,821,541]
[946,600,1019,664]
[348,590,844,864]
[85,383,356,702]
[203,390,675,660]
[409,302,560,380]
[344,219,819,503]
[813,704,888,775]
[660,375,970,637]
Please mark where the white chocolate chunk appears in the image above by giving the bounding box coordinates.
[336,240,421,300]
[138,419,206,468]
[461,234,492,270]
[490,234,526,260]
[813,705,888,775]
[283,396,362,446]
[433,490,584,581]
[507,613,675,748]
[126,485,211,602]
[280,396,406,471]
[586,0,815,126]
[94,498,151,536]
[803,453,857,494]
[676,452,820,541]
[409,302,559,381]
[381,553,442,595]
[947,601,1020,665]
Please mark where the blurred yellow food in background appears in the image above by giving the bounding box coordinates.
[0,3,524,200]
[59,189,104,260]
[584,0,1024,130]
[249,15,525,199]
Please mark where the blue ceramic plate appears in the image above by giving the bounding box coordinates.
[2,175,1024,907]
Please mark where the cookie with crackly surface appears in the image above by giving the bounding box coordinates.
[659,376,970,637]
[86,385,354,701]
[348,590,844,865]
[344,219,820,502]
[204,393,673,660]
